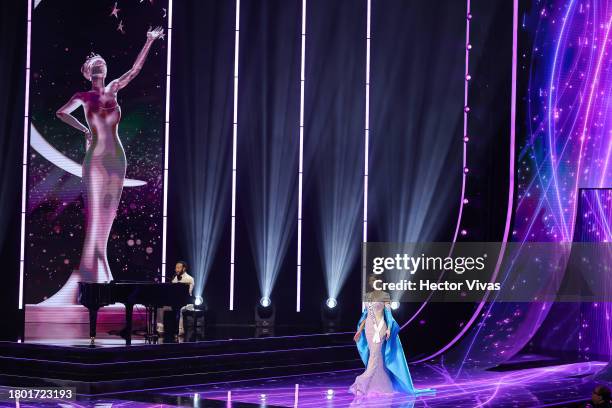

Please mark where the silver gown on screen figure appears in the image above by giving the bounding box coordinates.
[41,27,164,305]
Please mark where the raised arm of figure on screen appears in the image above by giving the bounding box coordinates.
[109,26,164,92]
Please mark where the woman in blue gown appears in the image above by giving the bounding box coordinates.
[351,274,433,397]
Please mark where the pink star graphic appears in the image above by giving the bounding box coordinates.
[110,2,120,18]
[117,20,125,34]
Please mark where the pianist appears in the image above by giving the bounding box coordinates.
[172,261,194,295]
[157,261,195,338]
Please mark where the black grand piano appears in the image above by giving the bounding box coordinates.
[78,281,193,345]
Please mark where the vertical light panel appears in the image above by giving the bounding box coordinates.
[19,0,33,310]
[296,0,306,312]
[229,0,241,310]
[161,0,174,283]
[361,0,372,302]
[363,0,371,243]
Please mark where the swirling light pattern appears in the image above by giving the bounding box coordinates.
[528,188,612,378]
[454,0,612,370]
[172,361,605,407]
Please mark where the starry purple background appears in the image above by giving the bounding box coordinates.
[25,0,168,303]
[449,0,612,370]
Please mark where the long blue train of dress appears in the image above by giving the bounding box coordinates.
[355,307,435,395]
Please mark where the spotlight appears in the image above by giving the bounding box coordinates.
[260,296,271,308]
[326,389,334,399]
[321,298,341,330]
[183,300,206,341]
[390,301,400,310]
[255,298,275,327]
[193,295,206,312]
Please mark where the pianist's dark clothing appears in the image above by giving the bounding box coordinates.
[158,272,195,335]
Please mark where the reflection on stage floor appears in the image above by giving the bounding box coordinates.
[1,361,605,407]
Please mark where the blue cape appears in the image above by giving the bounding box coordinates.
[356,308,434,394]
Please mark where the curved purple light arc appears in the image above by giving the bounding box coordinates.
[399,0,473,332]
[406,0,518,363]
[451,1,579,367]
[432,0,607,368]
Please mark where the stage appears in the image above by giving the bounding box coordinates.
[2,0,612,406]
[0,359,604,407]
[2,325,608,407]
[0,331,360,394]
[168,362,605,407]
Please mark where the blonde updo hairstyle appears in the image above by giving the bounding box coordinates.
[81,53,107,81]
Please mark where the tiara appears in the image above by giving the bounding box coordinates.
[85,52,101,61]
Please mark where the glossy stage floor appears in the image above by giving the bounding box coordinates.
[6,314,611,407]
[1,361,606,407]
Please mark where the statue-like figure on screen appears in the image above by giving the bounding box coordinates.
[42,27,164,305]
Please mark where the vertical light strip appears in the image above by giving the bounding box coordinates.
[18,0,33,310]
[296,0,306,312]
[363,0,371,243]
[360,0,372,305]
[161,0,174,283]
[229,0,241,310]
[451,0,473,244]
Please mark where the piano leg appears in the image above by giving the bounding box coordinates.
[151,306,159,344]
[125,303,134,346]
[88,307,99,345]
[153,306,158,335]
[144,306,158,345]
